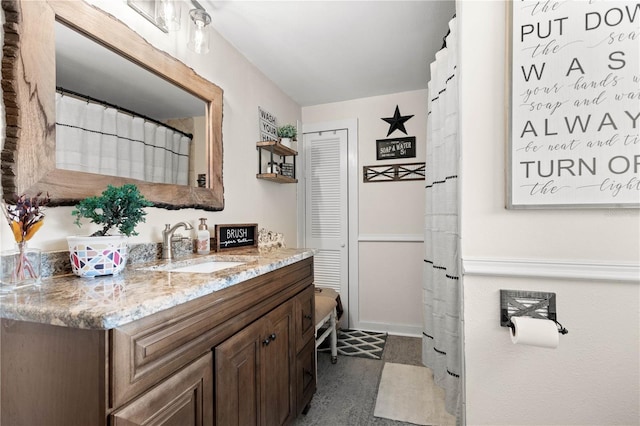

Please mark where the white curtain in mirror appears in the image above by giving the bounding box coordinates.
[56,93,190,185]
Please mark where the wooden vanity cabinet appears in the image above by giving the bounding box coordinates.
[215,299,295,425]
[215,268,318,425]
[0,257,315,426]
[111,352,213,426]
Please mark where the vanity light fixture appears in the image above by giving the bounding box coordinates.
[155,0,182,32]
[187,7,212,54]
[129,0,212,54]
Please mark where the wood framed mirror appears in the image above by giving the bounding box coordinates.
[1,0,224,210]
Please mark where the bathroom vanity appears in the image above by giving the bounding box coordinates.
[0,249,316,426]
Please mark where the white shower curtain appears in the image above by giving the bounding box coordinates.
[423,17,461,419]
[56,93,190,185]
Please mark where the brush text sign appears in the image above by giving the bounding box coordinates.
[215,223,258,251]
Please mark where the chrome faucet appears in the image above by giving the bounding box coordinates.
[162,222,194,260]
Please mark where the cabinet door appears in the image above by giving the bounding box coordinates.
[261,300,295,426]
[215,319,263,426]
[215,299,295,426]
[111,352,213,426]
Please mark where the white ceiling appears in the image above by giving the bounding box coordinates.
[56,1,455,119]
[203,0,456,106]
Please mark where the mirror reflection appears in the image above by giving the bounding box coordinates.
[55,21,208,187]
[1,0,224,210]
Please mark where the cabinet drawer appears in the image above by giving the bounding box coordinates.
[111,352,213,426]
[296,338,316,416]
[294,284,315,353]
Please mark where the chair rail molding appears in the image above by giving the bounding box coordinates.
[462,257,640,283]
[358,234,424,243]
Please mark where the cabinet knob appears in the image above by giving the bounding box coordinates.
[262,333,276,345]
[304,369,314,378]
[304,314,312,320]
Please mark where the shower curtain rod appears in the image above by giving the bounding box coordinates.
[56,86,194,140]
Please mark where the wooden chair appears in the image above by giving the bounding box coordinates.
[314,288,338,364]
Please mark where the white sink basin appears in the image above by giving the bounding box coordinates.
[167,261,245,274]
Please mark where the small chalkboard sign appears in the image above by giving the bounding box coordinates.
[215,223,258,251]
[376,137,416,160]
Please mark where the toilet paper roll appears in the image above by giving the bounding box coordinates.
[510,316,559,348]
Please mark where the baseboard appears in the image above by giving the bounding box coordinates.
[354,321,422,337]
[463,257,640,282]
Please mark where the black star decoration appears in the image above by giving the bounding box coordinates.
[381,105,414,136]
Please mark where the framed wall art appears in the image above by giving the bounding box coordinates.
[376,137,416,160]
[258,106,278,142]
[363,162,425,183]
[507,1,639,208]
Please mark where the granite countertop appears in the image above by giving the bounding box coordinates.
[0,248,315,330]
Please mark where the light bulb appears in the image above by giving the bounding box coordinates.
[188,9,211,54]
[193,23,205,54]
[156,1,181,32]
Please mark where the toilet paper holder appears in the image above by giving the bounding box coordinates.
[500,289,568,335]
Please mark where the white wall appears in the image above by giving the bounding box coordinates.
[458,1,640,424]
[0,0,301,252]
[303,89,427,335]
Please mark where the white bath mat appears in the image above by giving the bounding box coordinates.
[373,362,455,425]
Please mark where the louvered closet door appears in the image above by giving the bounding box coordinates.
[304,129,349,325]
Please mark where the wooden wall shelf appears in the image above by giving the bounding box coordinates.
[257,140,297,183]
[256,173,298,184]
[257,140,297,156]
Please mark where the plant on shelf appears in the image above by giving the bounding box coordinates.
[68,184,153,278]
[277,124,297,140]
[277,124,297,148]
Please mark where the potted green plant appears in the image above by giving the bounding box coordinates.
[67,184,153,277]
[277,124,297,149]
